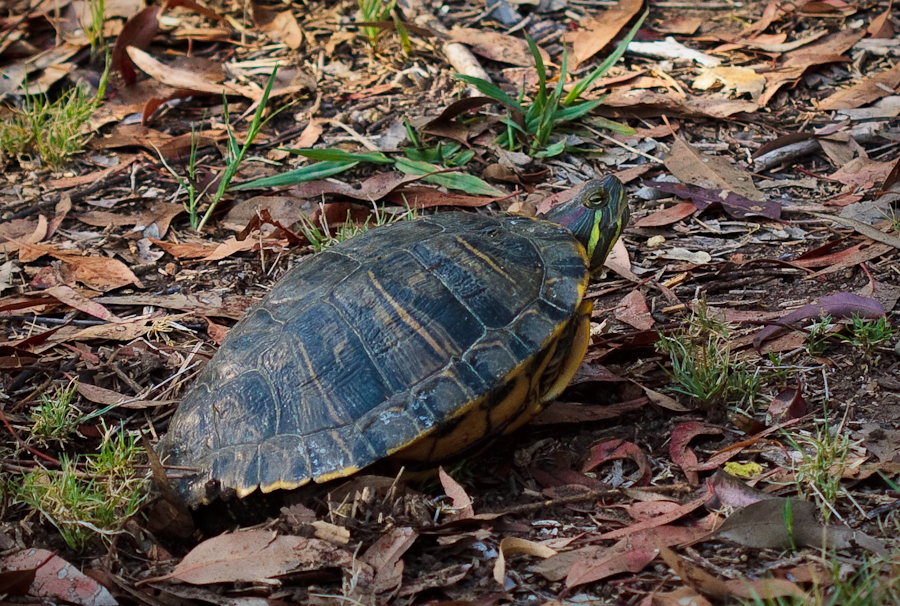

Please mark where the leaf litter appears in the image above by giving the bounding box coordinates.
[2,0,900,603]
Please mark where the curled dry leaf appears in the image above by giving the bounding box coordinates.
[360,527,418,594]
[582,439,652,485]
[542,523,713,588]
[439,467,475,521]
[669,422,724,485]
[493,537,557,587]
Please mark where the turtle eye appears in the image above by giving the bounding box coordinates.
[584,189,609,209]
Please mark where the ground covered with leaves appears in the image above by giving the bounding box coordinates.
[1,0,900,603]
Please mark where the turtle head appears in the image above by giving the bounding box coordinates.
[540,176,629,273]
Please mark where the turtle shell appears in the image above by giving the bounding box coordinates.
[159,211,591,505]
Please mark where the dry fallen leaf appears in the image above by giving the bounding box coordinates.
[693,66,766,99]
[664,138,764,203]
[152,530,356,585]
[566,0,644,69]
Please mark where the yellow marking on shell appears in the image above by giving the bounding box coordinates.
[501,335,560,436]
[456,236,513,283]
[261,478,308,493]
[488,373,530,431]
[540,300,593,404]
[369,272,445,356]
[316,464,361,483]
[297,338,349,427]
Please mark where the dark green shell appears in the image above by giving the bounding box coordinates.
[159,211,590,505]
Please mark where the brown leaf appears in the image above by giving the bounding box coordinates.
[867,0,894,38]
[818,63,900,110]
[449,28,550,67]
[657,543,806,600]
[0,549,117,606]
[654,16,703,35]
[111,5,161,84]
[76,382,173,408]
[151,530,355,585]
[251,2,303,49]
[830,157,895,187]
[494,537,557,587]
[45,286,122,322]
[614,290,654,330]
[633,201,696,227]
[767,382,808,422]
[649,587,715,606]
[55,255,144,291]
[558,523,713,587]
[715,497,889,556]
[531,398,647,425]
[360,527,418,594]
[95,292,254,320]
[601,88,759,119]
[714,498,816,549]
[127,47,261,100]
[669,422,724,485]
[759,28,866,105]
[385,187,501,209]
[439,468,475,521]
[582,439,652,485]
[288,172,424,200]
[664,138,764,203]
[597,485,713,540]
[567,0,643,69]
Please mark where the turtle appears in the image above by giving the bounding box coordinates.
[158,176,629,506]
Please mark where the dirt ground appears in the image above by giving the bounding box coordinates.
[1,0,900,603]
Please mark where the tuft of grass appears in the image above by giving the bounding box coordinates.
[357,0,396,47]
[0,62,109,170]
[29,384,80,446]
[804,315,835,357]
[844,314,895,355]
[10,422,148,552]
[789,416,851,518]
[298,202,416,253]
[157,122,207,230]
[655,300,761,408]
[455,12,646,157]
[83,0,107,56]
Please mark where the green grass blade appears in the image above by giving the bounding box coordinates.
[553,99,603,122]
[585,115,636,135]
[455,75,524,114]
[232,161,358,189]
[526,33,547,107]
[394,158,504,196]
[287,148,393,163]
[533,140,566,158]
[566,10,648,105]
